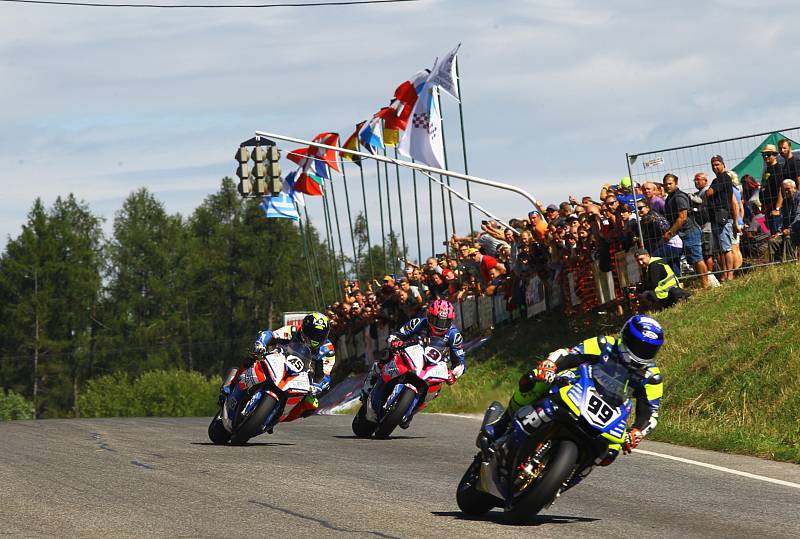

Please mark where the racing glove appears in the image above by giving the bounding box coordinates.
[532,359,557,384]
[311,375,331,395]
[387,335,403,349]
[623,428,643,454]
[447,371,457,385]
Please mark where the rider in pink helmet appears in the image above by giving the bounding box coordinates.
[426,299,456,337]
[361,298,466,428]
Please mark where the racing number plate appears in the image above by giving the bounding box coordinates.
[583,388,618,427]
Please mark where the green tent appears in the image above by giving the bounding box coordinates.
[732,131,800,180]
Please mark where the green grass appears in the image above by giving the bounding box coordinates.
[427,263,800,463]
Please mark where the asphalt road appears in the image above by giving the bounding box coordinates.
[1,415,799,538]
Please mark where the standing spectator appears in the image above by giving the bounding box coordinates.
[691,172,716,279]
[528,210,549,241]
[663,173,708,287]
[467,248,505,286]
[614,176,644,210]
[730,172,745,272]
[544,204,560,224]
[707,156,739,282]
[760,144,784,236]
[779,138,800,186]
[642,181,666,215]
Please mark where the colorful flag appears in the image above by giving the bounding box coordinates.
[398,84,444,169]
[341,122,364,167]
[377,69,430,147]
[427,44,461,102]
[259,193,300,220]
[283,170,305,207]
[359,114,384,154]
[292,170,325,196]
[287,132,340,179]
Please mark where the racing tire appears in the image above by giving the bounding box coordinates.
[374,388,416,439]
[230,395,278,445]
[456,456,497,516]
[208,408,231,444]
[351,404,377,438]
[504,439,579,524]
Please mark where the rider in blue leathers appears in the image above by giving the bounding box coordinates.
[220,312,335,421]
[361,299,466,428]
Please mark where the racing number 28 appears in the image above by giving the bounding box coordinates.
[587,395,613,423]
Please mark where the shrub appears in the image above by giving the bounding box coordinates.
[0,389,35,420]
[79,369,221,418]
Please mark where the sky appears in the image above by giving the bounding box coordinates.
[3,0,800,261]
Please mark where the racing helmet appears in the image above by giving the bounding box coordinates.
[619,315,663,369]
[427,299,455,337]
[302,312,330,349]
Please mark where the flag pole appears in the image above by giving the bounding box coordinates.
[296,206,321,310]
[382,147,397,272]
[374,158,388,274]
[321,190,340,301]
[411,159,422,264]
[301,206,325,308]
[428,167,435,261]
[455,57,475,235]
[327,165,348,279]
[436,88,457,255]
[340,161,360,277]
[357,163,375,280]
[393,147,407,262]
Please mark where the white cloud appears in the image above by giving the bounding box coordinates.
[2,0,800,258]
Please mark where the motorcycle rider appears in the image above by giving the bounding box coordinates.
[220,312,336,423]
[485,315,664,482]
[361,298,467,428]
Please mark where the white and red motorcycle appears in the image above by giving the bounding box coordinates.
[352,339,461,439]
[208,341,314,445]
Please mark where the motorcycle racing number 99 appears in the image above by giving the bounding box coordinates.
[585,393,615,425]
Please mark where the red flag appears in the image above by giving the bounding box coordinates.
[287,132,341,176]
[292,171,325,196]
[376,70,429,147]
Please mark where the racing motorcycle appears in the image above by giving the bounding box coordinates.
[208,341,315,445]
[352,339,454,439]
[456,360,633,523]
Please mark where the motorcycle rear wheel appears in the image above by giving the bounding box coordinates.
[456,456,497,516]
[351,404,377,438]
[374,388,416,439]
[207,408,231,444]
[504,439,578,524]
[230,395,278,445]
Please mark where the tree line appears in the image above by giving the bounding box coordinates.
[0,177,395,418]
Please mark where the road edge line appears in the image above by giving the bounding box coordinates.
[635,448,800,490]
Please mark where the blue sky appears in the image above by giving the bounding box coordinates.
[2,0,799,259]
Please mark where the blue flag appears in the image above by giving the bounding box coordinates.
[259,193,300,220]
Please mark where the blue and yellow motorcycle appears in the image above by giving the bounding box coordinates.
[456,360,633,523]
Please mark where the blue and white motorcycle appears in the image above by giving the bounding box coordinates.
[456,360,633,523]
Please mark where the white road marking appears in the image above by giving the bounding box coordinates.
[433,412,482,420]
[635,449,800,490]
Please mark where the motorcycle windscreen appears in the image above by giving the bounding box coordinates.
[564,363,631,440]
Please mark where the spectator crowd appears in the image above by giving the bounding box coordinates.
[324,138,800,340]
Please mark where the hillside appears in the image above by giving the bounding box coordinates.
[428,263,800,463]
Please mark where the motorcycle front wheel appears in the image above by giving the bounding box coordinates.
[351,403,377,438]
[230,394,279,445]
[504,439,578,524]
[207,407,231,444]
[374,388,416,439]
